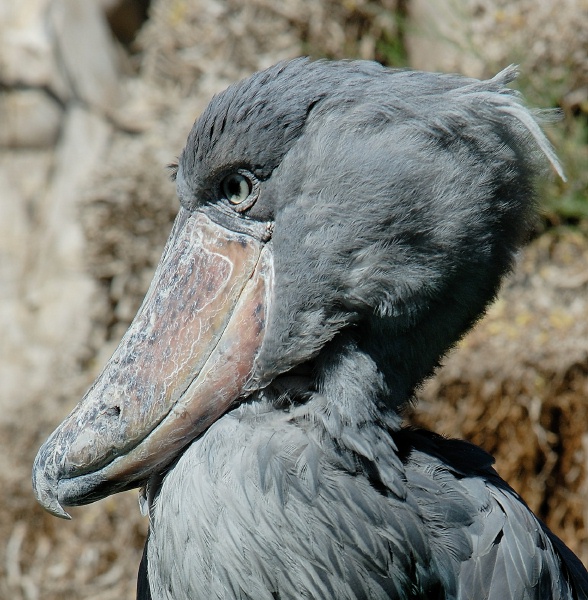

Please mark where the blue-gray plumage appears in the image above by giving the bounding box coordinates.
[33,59,588,599]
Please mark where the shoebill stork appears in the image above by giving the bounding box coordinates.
[33,58,588,599]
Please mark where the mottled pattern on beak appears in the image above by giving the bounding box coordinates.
[33,209,273,517]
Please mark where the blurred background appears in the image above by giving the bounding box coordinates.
[0,0,587,598]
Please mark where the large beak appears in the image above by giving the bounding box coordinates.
[33,208,273,519]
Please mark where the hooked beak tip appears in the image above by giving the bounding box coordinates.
[34,487,72,520]
[32,455,71,520]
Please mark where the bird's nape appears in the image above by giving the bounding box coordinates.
[33,58,587,599]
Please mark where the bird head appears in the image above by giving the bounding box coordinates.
[33,58,561,518]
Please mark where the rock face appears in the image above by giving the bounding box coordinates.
[0,6,111,433]
[0,1,586,598]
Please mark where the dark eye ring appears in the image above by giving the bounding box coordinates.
[220,169,259,212]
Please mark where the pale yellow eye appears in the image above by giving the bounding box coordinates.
[222,173,252,205]
[220,169,259,212]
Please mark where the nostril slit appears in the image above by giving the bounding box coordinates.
[105,406,121,418]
